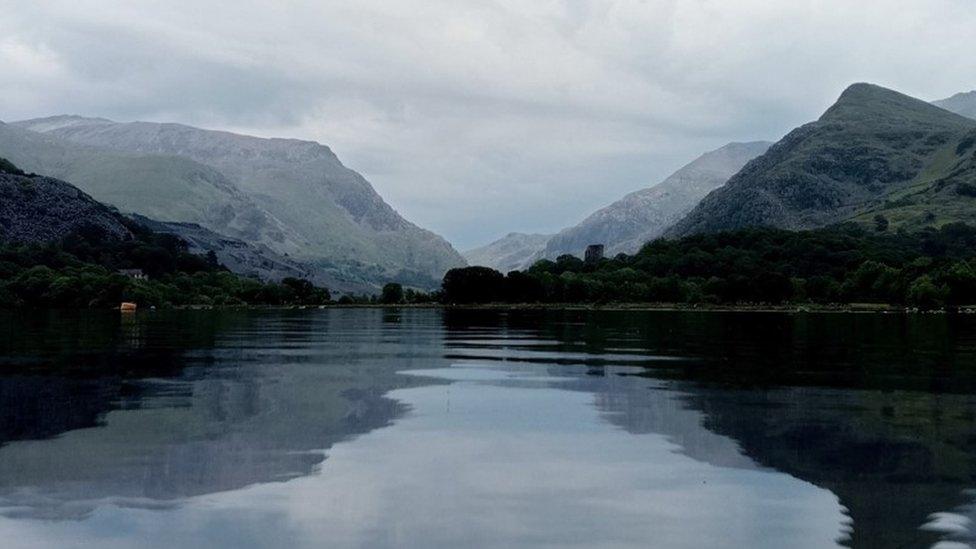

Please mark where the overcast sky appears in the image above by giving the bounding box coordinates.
[2,1,975,249]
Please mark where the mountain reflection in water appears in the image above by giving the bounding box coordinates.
[0,309,972,549]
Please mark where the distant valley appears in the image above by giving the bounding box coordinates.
[539,141,771,260]
[465,142,771,271]
[463,233,553,273]
[469,83,976,272]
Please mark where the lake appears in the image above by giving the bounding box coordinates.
[0,309,974,548]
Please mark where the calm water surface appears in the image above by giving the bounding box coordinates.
[0,309,975,548]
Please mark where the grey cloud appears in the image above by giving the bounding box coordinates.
[1,0,975,248]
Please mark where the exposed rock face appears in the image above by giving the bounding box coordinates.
[8,116,466,288]
[0,160,133,244]
[667,84,976,238]
[934,90,976,120]
[539,141,771,259]
[463,233,552,272]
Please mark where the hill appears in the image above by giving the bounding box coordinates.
[934,90,976,120]
[667,84,976,237]
[0,158,332,308]
[541,141,770,259]
[463,233,552,272]
[0,157,133,244]
[11,116,465,288]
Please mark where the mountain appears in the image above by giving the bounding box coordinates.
[0,155,318,285]
[934,90,976,120]
[11,116,466,287]
[463,233,552,272]
[0,121,302,254]
[0,157,337,308]
[667,83,976,238]
[540,142,771,259]
[0,157,133,244]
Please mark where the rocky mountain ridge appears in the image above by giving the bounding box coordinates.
[540,141,771,259]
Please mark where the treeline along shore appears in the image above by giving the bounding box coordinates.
[3,155,976,311]
[437,224,976,311]
[7,220,976,312]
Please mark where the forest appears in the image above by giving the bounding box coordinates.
[441,224,976,309]
[0,222,332,308]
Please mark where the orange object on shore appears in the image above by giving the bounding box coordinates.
[120,302,137,313]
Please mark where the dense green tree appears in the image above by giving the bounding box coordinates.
[442,267,506,304]
[283,277,332,304]
[945,261,976,305]
[907,276,947,309]
[0,226,332,309]
[381,282,405,304]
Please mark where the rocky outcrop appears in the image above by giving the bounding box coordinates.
[0,160,133,244]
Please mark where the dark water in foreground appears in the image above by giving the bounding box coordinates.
[0,309,975,549]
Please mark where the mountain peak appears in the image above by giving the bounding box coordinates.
[667,83,976,238]
[823,83,973,127]
[829,82,922,113]
[934,90,976,120]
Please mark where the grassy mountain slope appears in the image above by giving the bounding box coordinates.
[667,84,976,237]
[0,122,303,255]
[13,116,466,287]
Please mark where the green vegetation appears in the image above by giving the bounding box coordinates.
[669,84,976,238]
[336,286,438,305]
[380,283,404,304]
[440,224,976,309]
[0,222,331,309]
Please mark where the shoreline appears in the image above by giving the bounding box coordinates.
[158,302,976,314]
[6,303,975,314]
